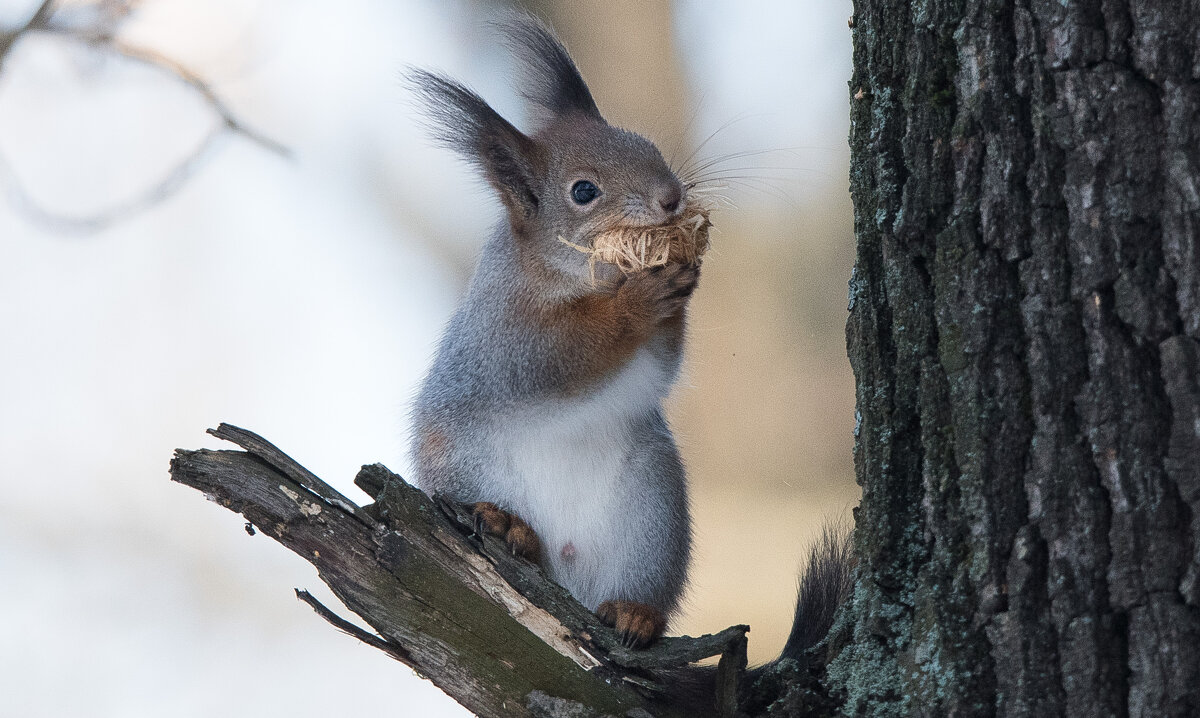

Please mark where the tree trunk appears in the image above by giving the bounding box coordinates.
[834,1,1200,716]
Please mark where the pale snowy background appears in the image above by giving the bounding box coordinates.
[0,1,855,715]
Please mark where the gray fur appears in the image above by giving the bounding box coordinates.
[500,12,603,121]
[409,16,692,617]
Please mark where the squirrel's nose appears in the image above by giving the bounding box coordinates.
[657,183,683,215]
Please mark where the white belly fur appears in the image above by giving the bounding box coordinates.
[487,347,672,610]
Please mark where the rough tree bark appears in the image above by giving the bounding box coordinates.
[831,1,1200,716]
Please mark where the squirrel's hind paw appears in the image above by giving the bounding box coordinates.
[596,600,666,649]
[470,502,542,560]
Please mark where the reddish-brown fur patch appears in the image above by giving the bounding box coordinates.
[416,427,451,473]
[524,263,699,396]
[471,502,542,561]
[471,501,511,534]
[595,600,667,648]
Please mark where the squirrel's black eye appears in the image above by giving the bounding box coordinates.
[570,180,600,205]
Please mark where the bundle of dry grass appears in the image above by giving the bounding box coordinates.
[560,200,712,282]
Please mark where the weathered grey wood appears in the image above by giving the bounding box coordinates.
[422,483,750,670]
[833,1,1200,716]
[170,424,753,718]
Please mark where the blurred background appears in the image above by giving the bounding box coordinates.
[0,0,856,715]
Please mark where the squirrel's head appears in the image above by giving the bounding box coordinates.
[410,15,687,285]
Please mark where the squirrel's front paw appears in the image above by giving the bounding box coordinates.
[618,263,700,322]
[470,502,542,560]
[596,600,667,649]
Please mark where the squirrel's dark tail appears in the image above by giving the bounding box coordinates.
[780,518,855,662]
[662,521,855,716]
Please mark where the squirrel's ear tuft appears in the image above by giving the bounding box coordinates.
[408,68,545,221]
[501,14,603,122]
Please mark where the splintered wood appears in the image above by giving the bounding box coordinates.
[560,200,712,282]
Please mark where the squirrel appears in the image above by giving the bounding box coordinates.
[409,14,851,660]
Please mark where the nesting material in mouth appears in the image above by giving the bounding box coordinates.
[559,200,712,282]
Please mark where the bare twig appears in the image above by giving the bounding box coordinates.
[65,32,290,157]
[0,0,288,233]
[0,127,226,233]
[0,0,55,69]
[294,589,414,665]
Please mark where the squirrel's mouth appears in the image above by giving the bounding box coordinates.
[559,199,713,282]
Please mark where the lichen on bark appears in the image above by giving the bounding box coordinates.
[833,0,1200,715]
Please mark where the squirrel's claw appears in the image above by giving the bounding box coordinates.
[470,509,486,541]
[469,502,541,561]
[596,600,666,649]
